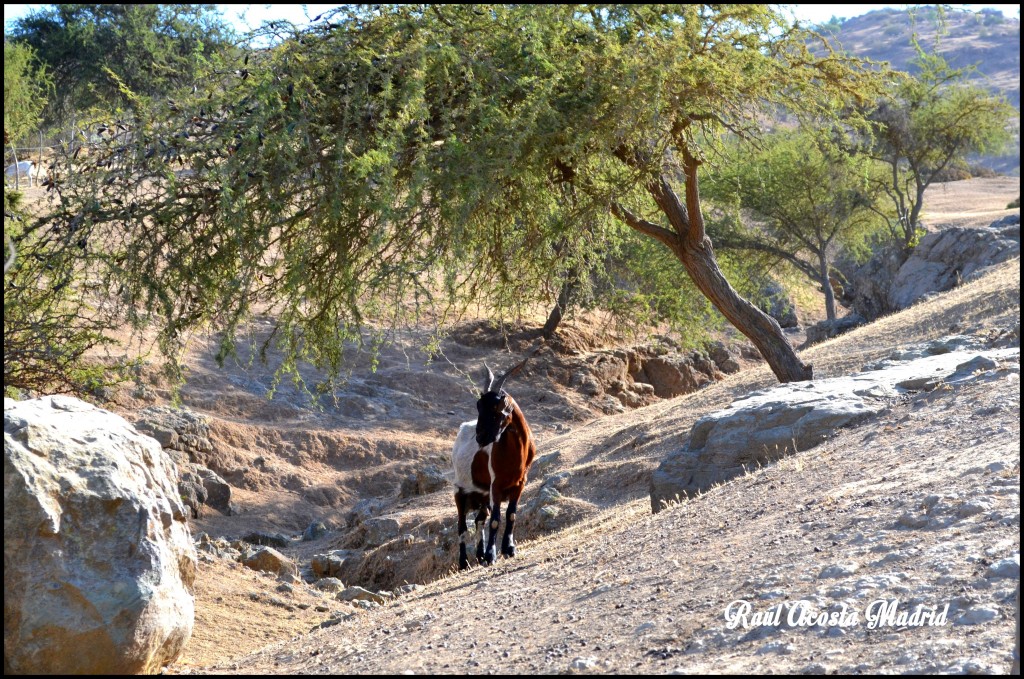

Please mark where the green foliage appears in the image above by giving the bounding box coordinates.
[24,4,880,388]
[9,4,235,126]
[3,41,52,145]
[865,39,1016,246]
[1009,197,1021,209]
[812,16,846,35]
[3,188,139,396]
[706,127,892,318]
[591,231,722,343]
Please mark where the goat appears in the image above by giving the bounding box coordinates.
[451,352,539,570]
[4,161,39,188]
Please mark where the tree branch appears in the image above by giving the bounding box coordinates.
[608,201,679,251]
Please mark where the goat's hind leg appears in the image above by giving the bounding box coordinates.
[474,500,488,565]
[455,490,471,571]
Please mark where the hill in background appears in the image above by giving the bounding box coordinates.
[814,7,1020,174]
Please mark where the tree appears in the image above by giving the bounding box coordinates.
[10,4,235,126]
[866,43,1015,248]
[708,129,890,321]
[22,5,882,392]
[4,185,138,396]
[4,41,52,145]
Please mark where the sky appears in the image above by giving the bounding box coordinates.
[3,4,1021,35]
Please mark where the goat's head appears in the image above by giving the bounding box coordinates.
[474,344,543,447]
[475,364,516,447]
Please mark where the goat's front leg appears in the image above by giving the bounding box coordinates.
[501,485,524,558]
[481,497,502,566]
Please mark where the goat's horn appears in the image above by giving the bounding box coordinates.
[491,340,545,394]
[483,363,496,393]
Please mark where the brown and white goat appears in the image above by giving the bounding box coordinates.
[451,357,537,569]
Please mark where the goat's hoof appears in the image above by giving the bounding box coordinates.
[501,544,517,558]
[479,549,497,566]
[458,557,470,571]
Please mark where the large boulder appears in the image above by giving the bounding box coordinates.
[5,396,197,674]
[650,344,1019,512]
[841,216,1020,320]
[888,218,1019,310]
[241,547,297,577]
[192,464,234,515]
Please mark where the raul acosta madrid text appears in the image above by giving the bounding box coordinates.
[724,598,950,630]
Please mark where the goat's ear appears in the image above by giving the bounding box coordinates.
[482,364,495,393]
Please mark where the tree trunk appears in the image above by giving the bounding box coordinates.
[675,239,812,382]
[541,276,575,339]
[615,158,812,383]
[818,252,837,321]
[905,183,926,248]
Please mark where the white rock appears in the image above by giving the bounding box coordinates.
[5,396,196,674]
[954,606,1000,626]
[569,656,598,671]
[985,555,1020,579]
[819,563,860,579]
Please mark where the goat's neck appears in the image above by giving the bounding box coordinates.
[504,394,531,440]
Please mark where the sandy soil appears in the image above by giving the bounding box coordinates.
[919,176,1020,229]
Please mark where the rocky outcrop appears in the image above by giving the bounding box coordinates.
[135,407,235,516]
[178,466,210,519]
[5,396,196,674]
[838,242,907,320]
[640,352,723,398]
[803,313,867,347]
[650,341,1020,512]
[548,339,744,413]
[888,216,1019,310]
[134,405,214,465]
[840,215,1020,320]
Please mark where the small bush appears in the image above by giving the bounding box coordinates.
[967,163,999,179]
[1009,197,1020,209]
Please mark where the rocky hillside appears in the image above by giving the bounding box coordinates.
[817,7,1019,105]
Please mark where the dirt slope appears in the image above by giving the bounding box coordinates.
[114,177,1016,673]
[163,254,1020,674]
[200,358,1020,674]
